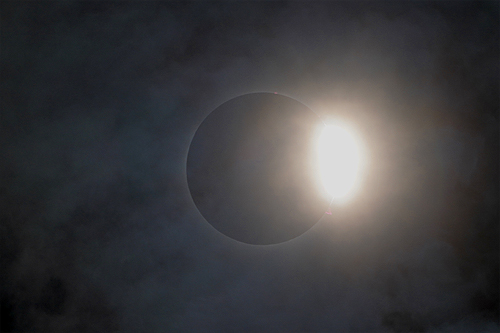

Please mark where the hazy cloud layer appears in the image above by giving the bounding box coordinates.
[1,2,498,332]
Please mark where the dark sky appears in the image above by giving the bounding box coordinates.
[1,1,498,332]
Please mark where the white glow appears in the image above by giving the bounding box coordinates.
[315,121,364,203]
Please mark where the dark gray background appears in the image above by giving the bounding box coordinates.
[1,2,498,332]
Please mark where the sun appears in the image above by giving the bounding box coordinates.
[314,120,365,204]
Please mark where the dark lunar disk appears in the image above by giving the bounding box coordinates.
[187,93,326,245]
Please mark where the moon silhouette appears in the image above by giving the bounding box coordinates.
[187,93,327,245]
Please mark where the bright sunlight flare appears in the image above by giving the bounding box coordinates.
[315,121,364,203]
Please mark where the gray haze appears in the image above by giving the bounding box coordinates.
[1,2,498,332]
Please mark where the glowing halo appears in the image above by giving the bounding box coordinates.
[314,120,365,204]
